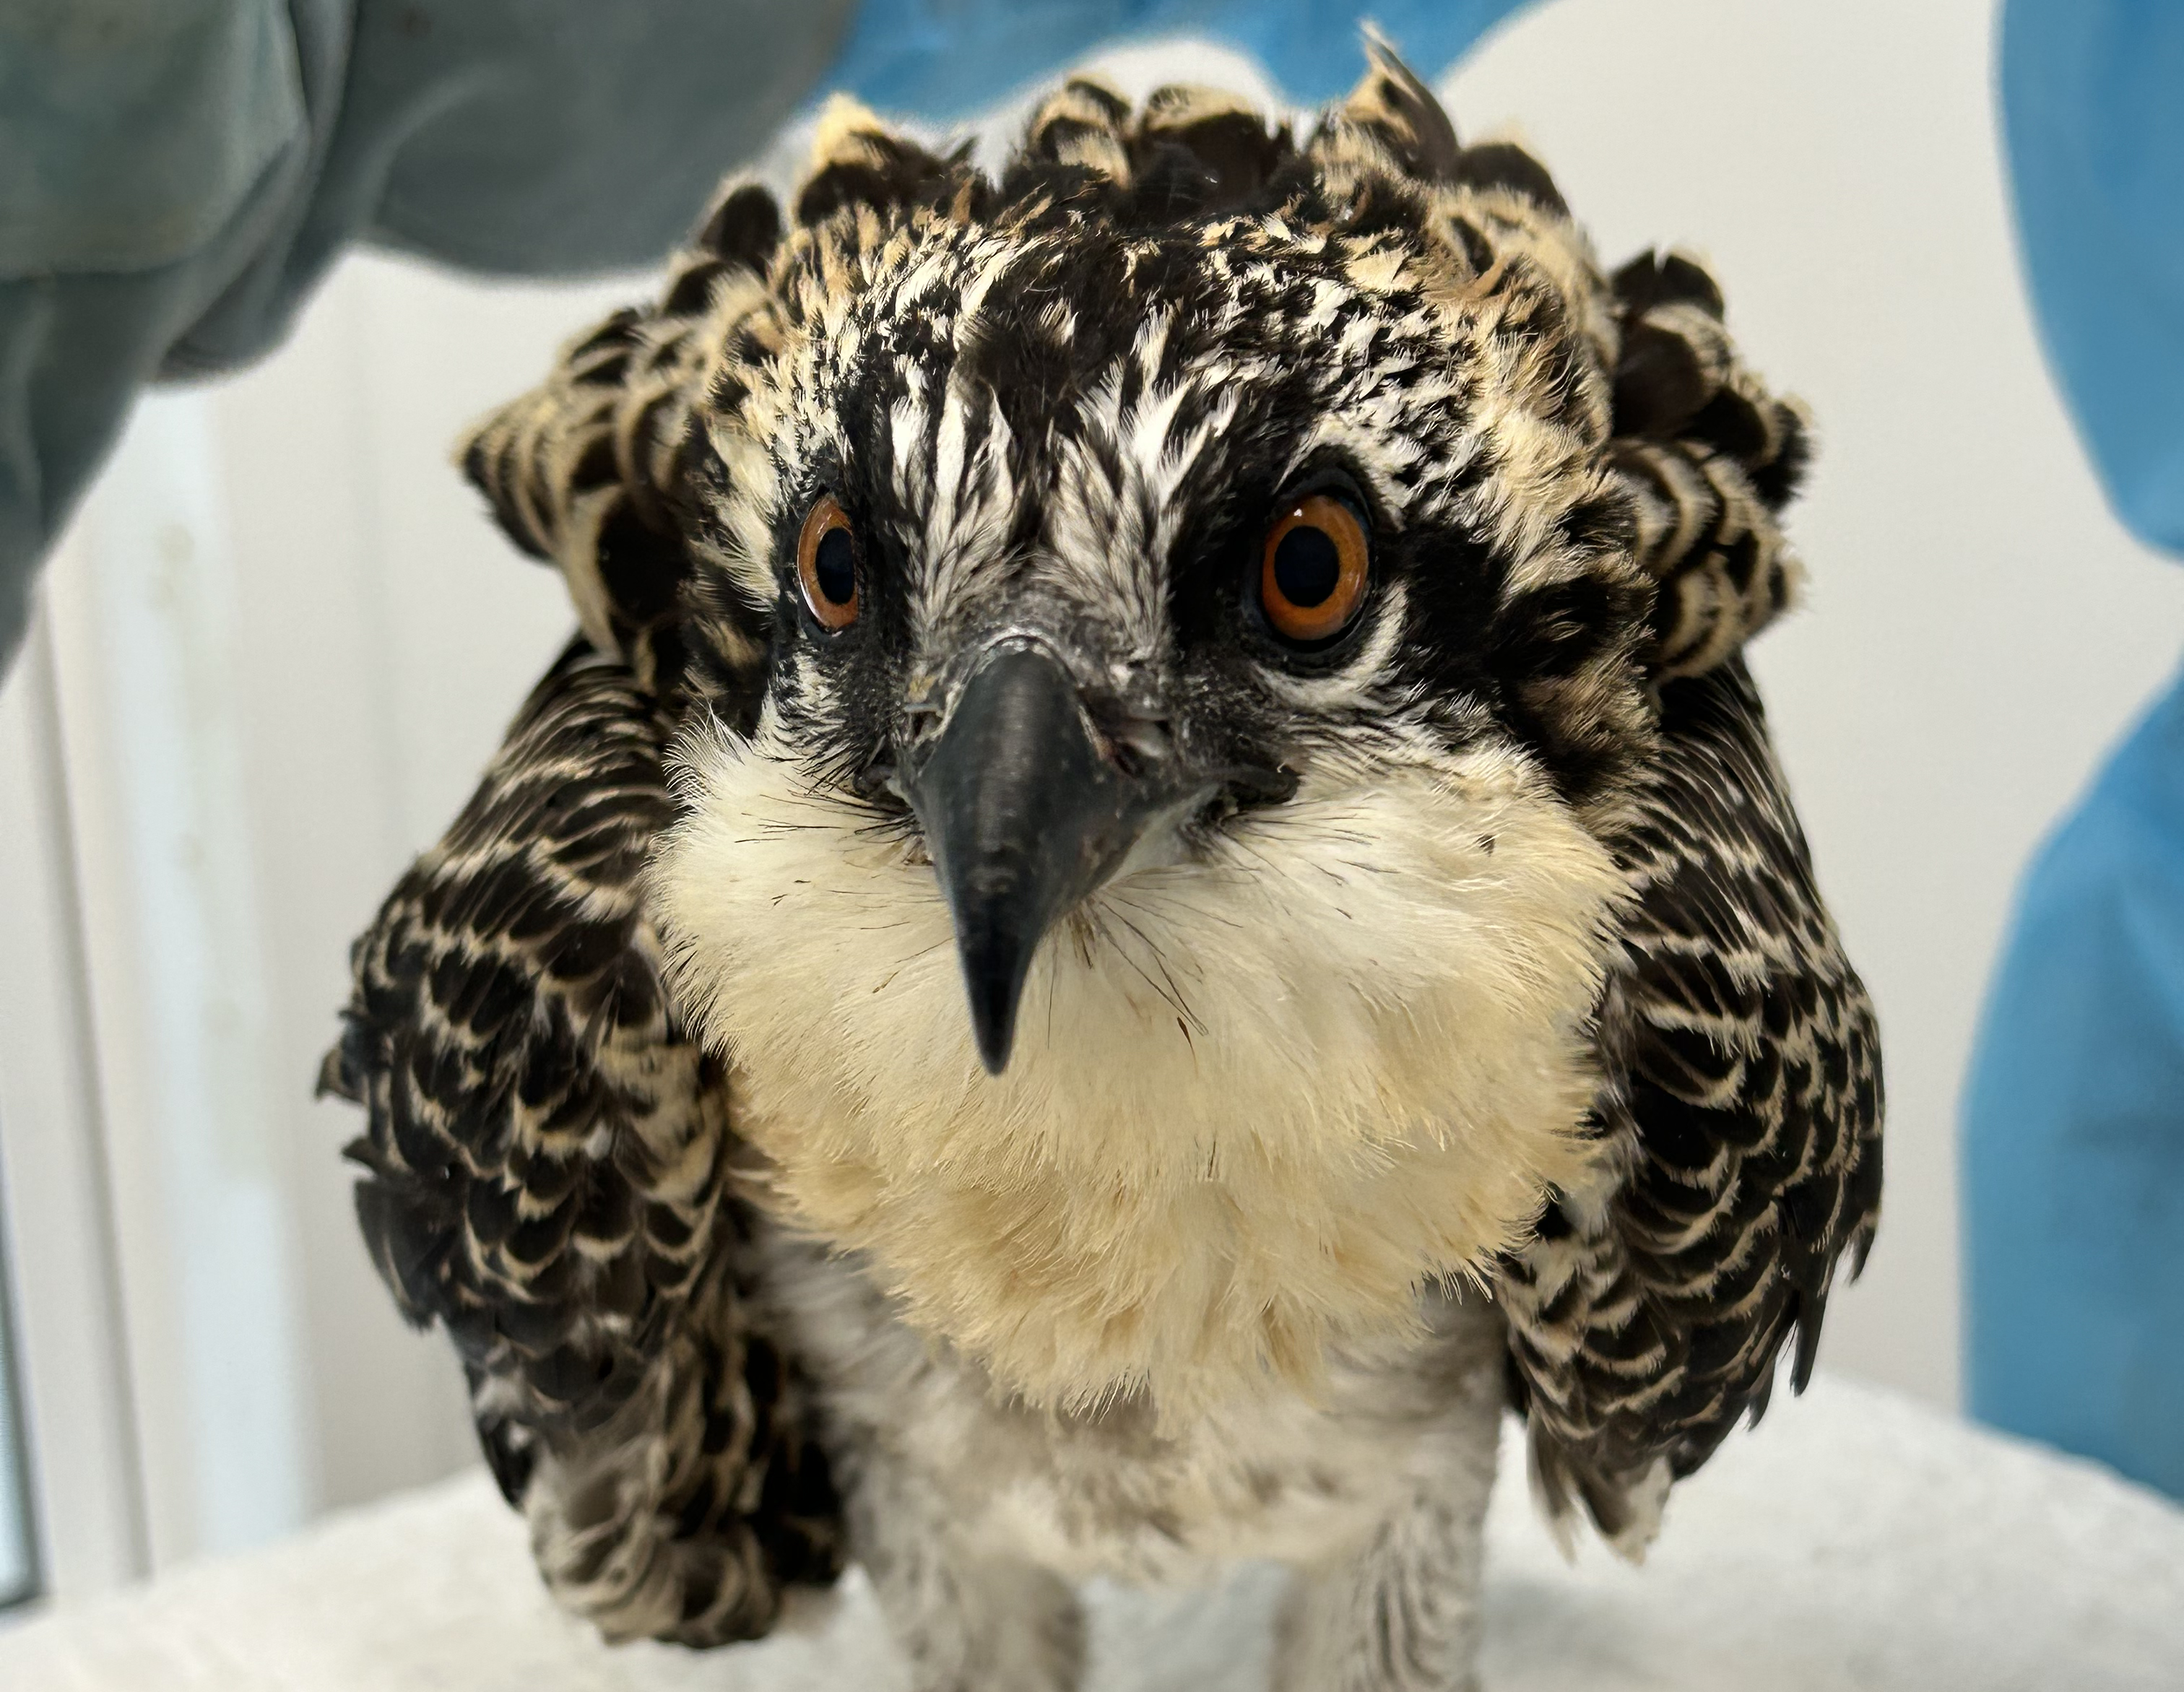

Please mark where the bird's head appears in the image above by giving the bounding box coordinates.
[671,60,1660,1062]
[465,48,1808,1407]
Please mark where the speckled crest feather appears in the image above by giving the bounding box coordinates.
[337,43,1880,1662]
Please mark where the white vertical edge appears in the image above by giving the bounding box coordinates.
[0,599,151,1597]
[203,259,483,1514]
[41,391,315,1567]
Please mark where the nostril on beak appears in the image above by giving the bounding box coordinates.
[1102,716,1175,778]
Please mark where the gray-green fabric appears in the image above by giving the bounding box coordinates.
[0,0,856,665]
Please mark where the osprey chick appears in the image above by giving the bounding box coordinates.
[326,46,1880,1692]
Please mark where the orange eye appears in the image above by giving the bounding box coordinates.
[1260,493,1371,646]
[796,493,859,629]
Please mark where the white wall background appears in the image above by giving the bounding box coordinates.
[3,0,2179,1589]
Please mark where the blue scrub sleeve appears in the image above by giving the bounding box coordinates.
[1998,1,2184,555]
[1970,0,2184,1498]
[1965,666,2184,1498]
[831,0,1532,116]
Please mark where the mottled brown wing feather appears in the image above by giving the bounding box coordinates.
[456,180,785,702]
[1606,248,1812,681]
[321,641,841,1643]
[1500,656,1883,1548]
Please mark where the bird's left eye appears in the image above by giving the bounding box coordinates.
[797,493,859,630]
[1260,493,1371,647]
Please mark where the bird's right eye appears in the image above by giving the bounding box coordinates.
[797,494,859,630]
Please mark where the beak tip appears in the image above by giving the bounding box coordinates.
[963,953,1023,1077]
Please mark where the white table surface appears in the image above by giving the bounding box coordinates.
[7,1374,2182,1692]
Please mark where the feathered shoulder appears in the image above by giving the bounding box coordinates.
[323,644,839,1641]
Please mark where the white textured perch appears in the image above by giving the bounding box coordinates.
[9,1376,2182,1692]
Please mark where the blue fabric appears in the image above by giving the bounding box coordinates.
[1998,0,2184,556]
[829,0,1532,115]
[1965,663,2184,1499]
[1971,0,2184,1498]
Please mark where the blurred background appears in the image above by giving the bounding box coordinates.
[2,0,2179,1604]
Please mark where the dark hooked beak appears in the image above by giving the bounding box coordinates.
[901,641,1178,1075]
